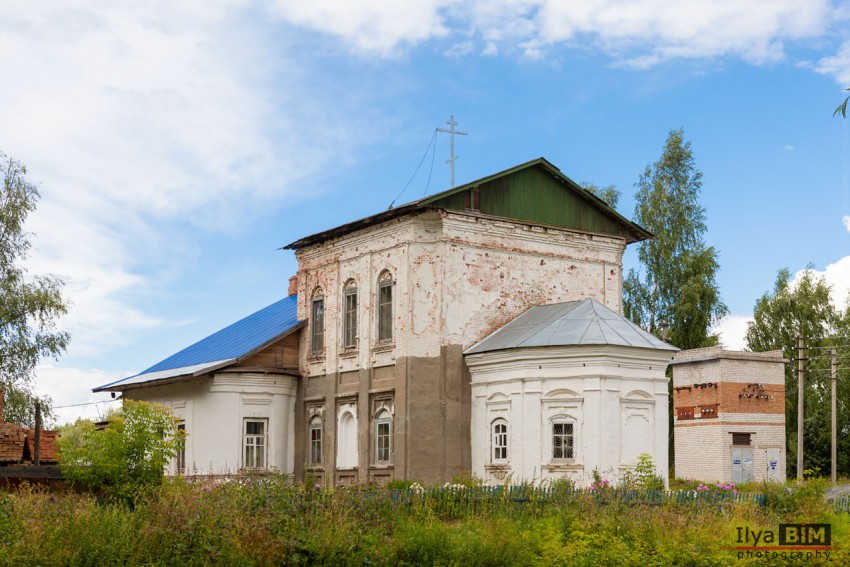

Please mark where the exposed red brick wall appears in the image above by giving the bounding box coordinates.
[675,381,785,419]
[0,423,26,462]
[23,429,59,463]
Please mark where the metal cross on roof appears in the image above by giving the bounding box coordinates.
[436,115,468,188]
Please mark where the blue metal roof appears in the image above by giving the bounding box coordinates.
[95,295,302,391]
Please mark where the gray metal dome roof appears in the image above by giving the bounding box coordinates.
[465,299,678,354]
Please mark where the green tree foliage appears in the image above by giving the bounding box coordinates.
[58,400,185,500]
[745,268,850,478]
[0,152,69,426]
[579,181,621,209]
[623,129,727,350]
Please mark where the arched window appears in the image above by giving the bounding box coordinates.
[308,416,323,467]
[491,419,508,462]
[343,279,358,348]
[310,288,325,353]
[377,271,393,342]
[375,409,392,464]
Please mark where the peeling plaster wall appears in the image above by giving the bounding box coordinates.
[292,209,629,484]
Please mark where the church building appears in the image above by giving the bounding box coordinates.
[95,158,676,486]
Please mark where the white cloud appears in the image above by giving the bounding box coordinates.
[817,40,850,84]
[0,1,338,358]
[793,256,850,311]
[267,0,451,56]
[843,215,850,232]
[35,365,127,426]
[713,314,752,351]
[714,255,850,352]
[785,144,795,151]
[268,0,832,64]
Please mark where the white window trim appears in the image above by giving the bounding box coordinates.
[243,418,268,470]
[541,390,583,467]
[343,280,358,349]
[310,293,325,354]
[375,409,392,465]
[308,416,323,467]
[377,272,394,343]
[550,418,576,463]
[491,418,508,463]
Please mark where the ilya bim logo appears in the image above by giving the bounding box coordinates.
[732,523,832,560]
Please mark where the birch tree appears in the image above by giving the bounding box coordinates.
[1,152,69,425]
[623,129,727,350]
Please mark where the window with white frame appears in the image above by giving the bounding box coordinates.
[343,280,358,348]
[309,416,323,467]
[243,419,268,469]
[311,290,325,354]
[551,420,574,462]
[375,409,392,464]
[377,271,393,342]
[491,419,508,462]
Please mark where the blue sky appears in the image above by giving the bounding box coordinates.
[2,1,849,424]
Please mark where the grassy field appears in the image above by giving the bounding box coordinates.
[0,477,846,566]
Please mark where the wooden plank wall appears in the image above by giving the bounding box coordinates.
[232,332,300,370]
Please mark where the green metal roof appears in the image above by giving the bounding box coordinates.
[283,158,651,250]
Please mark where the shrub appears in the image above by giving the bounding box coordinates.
[57,400,184,501]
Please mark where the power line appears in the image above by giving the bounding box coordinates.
[389,129,438,209]
[423,131,438,196]
[804,343,850,350]
[53,399,120,409]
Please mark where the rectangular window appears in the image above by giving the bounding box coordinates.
[244,419,267,469]
[375,414,392,464]
[552,422,574,461]
[343,288,357,348]
[378,280,393,342]
[176,422,186,474]
[311,297,324,353]
[309,420,323,466]
[732,433,752,446]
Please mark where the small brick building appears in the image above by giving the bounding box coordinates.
[671,347,786,484]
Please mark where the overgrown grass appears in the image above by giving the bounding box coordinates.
[0,477,846,566]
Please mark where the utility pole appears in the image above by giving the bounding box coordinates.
[436,115,468,188]
[797,335,805,481]
[34,400,41,466]
[831,348,837,484]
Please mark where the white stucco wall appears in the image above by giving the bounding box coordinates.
[125,372,297,475]
[467,344,672,486]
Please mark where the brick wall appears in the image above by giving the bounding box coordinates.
[672,348,787,483]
